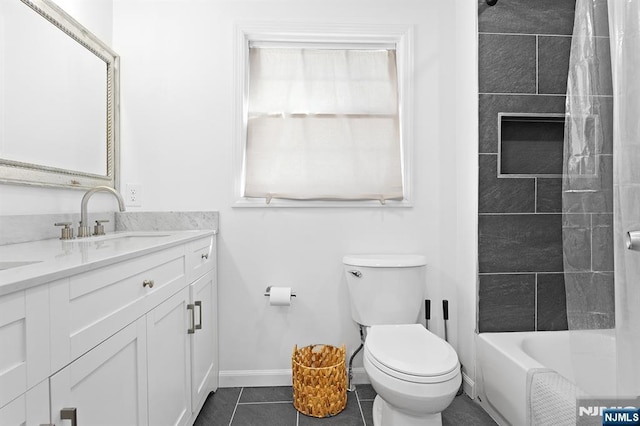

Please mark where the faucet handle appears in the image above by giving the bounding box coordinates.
[54,222,74,240]
[93,219,110,236]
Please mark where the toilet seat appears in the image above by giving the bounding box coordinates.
[365,324,460,384]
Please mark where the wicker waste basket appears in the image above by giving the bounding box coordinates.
[292,344,347,418]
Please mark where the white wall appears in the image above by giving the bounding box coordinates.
[453,0,479,396]
[0,0,116,216]
[112,0,479,390]
[0,0,479,392]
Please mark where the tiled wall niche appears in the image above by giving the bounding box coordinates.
[498,114,564,177]
[477,0,576,332]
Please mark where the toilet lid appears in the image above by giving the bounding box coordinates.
[365,324,459,378]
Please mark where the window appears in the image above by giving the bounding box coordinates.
[234,24,413,207]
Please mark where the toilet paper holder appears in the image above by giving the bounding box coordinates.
[264,286,297,298]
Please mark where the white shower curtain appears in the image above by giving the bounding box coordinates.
[608,0,640,397]
[562,0,616,398]
[564,0,640,399]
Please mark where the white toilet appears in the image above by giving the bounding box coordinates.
[343,254,461,426]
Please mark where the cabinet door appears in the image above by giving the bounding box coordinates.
[190,270,218,412]
[147,287,191,426]
[0,285,49,409]
[0,380,49,426]
[50,317,148,426]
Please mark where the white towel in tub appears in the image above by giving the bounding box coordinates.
[526,368,577,426]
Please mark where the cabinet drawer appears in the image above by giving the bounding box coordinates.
[0,285,49,409]
[50,245,186,370]
[186,236,215,282]
[0,380,49,426]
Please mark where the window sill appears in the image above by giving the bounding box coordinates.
[232,197,413,208]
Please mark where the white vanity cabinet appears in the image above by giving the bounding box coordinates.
[147,286,192,426]
[146,235,217,425]
[190,270,218,412]
[50,317,149,426]
[49,244,188,372]
[187,236,218,413]
[0,381,49,426]
[0,284,50,425]
[0,230,217,426]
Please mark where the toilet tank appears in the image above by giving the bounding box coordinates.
[343,254,427,326]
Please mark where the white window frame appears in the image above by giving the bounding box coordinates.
[233,22,414,208]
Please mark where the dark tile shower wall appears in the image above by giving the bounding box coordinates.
[477,0,575,332]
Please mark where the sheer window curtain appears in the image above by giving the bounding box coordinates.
[244,47,403,203]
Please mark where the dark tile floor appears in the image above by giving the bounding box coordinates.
[194,385,497,426]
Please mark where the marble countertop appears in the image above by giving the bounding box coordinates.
[0,230,216,296]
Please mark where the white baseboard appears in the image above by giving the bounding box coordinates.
[219,369,292,388]
[350,367,370,385]
[462,371,476,399]
[219,367,470,398]
[218,367,370,388]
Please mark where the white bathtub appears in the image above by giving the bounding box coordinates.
[476,330,616,426]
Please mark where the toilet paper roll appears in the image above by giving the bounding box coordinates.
[269,287,292,306]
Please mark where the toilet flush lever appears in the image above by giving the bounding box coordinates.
[348,270,362,278]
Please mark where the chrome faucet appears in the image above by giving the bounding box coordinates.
[78,186,126,238]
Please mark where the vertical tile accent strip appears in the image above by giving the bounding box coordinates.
[478,1,575,332]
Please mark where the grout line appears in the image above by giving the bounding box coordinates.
[479,92,613,98]
[228,387,244,426]
[534,177,538,213]
[590,213,594,272]
[479,272,549,275]
[534,273,538,331]
[478,92,567,96]
[479,31,576,37]
[355,389,367,425]
[479,212,562,216]
[536,34,540,95]
[237,401,293,405]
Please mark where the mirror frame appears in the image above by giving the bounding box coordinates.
[0,0,120,190]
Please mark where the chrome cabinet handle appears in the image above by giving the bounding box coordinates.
[143,279,154,288]
[187,304,195,334]
[201,253,209,260]
[61,407,77,426]
[195,301,202,330]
